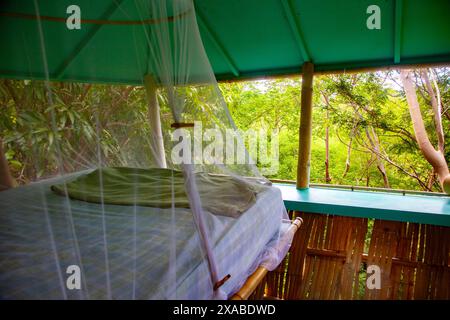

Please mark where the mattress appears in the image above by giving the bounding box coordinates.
[0,173,286,299]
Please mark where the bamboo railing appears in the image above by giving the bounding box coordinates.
[249,211,450,300]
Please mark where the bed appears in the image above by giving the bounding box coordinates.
[0,172,289,299]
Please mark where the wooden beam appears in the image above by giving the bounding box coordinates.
[296,62,314,189]
[280,0,310,62]
[144,74,167,168]
[394,0,403,64]
[305,248,449,269]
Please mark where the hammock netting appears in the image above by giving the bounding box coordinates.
[0,0,292,299]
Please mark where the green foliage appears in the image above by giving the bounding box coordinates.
[0,80,152,183]
[220,69,450,192]
[1,68,449,192]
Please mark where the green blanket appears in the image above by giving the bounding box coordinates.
[51,167,266,218]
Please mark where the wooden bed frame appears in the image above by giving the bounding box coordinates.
[230,217,303,300]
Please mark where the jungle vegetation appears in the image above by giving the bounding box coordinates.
[1,68,449,193]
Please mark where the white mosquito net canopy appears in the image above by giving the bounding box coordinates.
[0,0,292,299]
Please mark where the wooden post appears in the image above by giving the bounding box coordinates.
[296,62,314,189]
[0,137,15,191]
[144,74,167,168]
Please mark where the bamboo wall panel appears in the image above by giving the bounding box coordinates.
[265,211,367,299]
[261,212,450,300]
[365,220,402,299]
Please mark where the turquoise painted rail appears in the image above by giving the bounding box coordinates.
[274,183,450,227]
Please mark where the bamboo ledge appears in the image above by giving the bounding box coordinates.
[230,217,303,300]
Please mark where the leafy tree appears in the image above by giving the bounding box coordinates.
[1,68,449,193]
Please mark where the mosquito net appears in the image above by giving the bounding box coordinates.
[0,0,293,299]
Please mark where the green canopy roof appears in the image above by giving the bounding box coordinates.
[1,0,449,84]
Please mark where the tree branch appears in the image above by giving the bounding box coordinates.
[400,70,450,193]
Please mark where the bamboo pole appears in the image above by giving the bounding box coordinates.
[144,74,167,168]
[231,218,303,300]
[231,267,269,300]
[296,62,314,189]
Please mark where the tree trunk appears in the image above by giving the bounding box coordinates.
[427,169,436,190]
[365,126,390,188]
[420,69,445,153]
[366,160,371,187]
[144,75,167,169]
[321,91,332,183]
[325,107,331,183]
[343,121,357,178]
[351,103,390,188]
[400,70,450,194]
[0,138,15,191]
